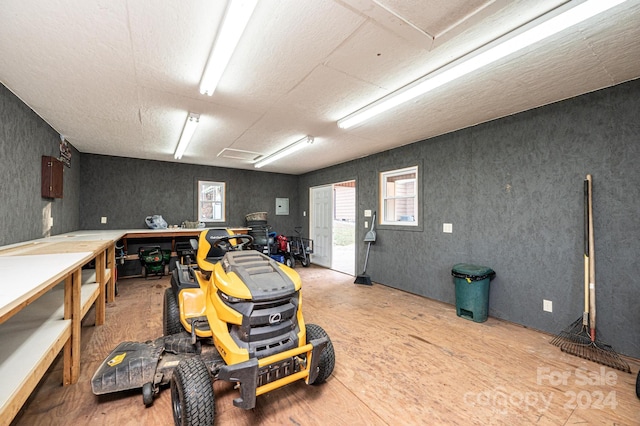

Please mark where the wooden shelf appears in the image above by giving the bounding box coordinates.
[0,232,122,426]
[0,288,70,426]
[0,270,104,425]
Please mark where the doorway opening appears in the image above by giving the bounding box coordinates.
[331,181,355,275]
[309,180,356,275]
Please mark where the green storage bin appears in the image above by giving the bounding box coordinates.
[451,263,495,323]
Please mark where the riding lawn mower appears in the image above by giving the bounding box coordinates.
[91,229,335,425]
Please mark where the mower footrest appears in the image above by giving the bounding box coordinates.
[91,340,164,394]
[91,333,198,395]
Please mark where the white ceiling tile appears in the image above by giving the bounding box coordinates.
[375,0,492,37]
[1,0,639,175]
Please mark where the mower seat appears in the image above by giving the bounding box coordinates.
[196,228,233,274]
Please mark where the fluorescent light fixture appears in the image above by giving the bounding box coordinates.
[199,0,258,96]
[337,0,629,129]
[254,136,314,169]
[174,113,200,160]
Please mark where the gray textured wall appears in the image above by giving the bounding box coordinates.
[3,75,639,359]
[299,79,640,358]
[79,154,300,236]
[0,84,80,246]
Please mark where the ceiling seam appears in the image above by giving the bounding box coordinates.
[124,0,145,140]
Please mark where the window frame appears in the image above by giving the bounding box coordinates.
[379,165,419,227]
[197,180,226,223]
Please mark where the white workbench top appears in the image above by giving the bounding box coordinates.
[0,252,93,322]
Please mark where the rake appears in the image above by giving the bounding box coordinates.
[551,179,590,348]
[551,175,630,373]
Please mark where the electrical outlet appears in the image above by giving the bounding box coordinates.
[443,223,452,233]
[543,299,553,312]
[364,210,372,217]
[101,216,107,224]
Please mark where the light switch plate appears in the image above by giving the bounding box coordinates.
[443,223,452,233]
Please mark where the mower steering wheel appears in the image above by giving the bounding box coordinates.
[212,234,254,252]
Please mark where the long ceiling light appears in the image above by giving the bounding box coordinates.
[254,136,314,169]
[337,0,629,129]
[174,113,200,160]
[199,0,258,96]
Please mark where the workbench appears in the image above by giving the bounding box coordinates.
[0,227,247,425]
[120,227,250,252]
[0,231,122,426]
[117,228,249,278]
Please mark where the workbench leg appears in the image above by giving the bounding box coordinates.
[70,268,82,384]
[63,273,73,386]
[107,244,116,303]
[95,250,106,325]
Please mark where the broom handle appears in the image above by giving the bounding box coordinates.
[362,242,371,274]
[587,174,597,341]
[582,178,589,326]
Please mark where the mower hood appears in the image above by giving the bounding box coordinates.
[213,251,300,301]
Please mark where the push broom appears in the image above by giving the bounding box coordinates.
[551,175,630,373]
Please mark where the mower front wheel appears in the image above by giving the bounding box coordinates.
[163,288,183,335]
[300,254,311,267]
[171,357,215,426]
[285,253,295,268]
[142,382,154,406]
[306,323,335,385]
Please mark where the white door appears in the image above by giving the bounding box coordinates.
[310,185,332,268]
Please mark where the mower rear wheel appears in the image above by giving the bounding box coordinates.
[163,288,183,335]
[171,357,214,426]
[306,323,335,385]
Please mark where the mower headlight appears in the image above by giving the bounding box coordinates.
[218,290,246,304]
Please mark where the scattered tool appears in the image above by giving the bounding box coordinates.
[354,212,376,285]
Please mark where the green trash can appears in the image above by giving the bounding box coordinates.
[451,263,495,323]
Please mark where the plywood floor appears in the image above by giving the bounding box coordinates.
[11,266,640,425]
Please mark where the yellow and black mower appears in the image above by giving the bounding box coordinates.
[92,229,335,425]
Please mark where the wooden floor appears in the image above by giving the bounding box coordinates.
[12,266,640,425]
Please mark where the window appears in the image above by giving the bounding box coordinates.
[380,166,418,226]
[198,180,225,222]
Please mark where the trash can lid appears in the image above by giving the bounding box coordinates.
[451,263,495,281]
